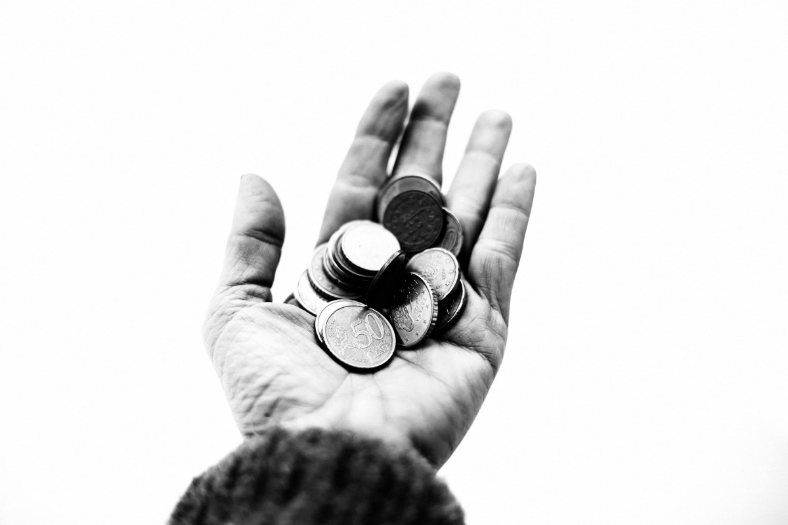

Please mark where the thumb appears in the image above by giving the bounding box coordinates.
[219,174,285,297]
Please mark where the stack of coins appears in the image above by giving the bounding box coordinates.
[291,175,468,370]
[294,220,402,315]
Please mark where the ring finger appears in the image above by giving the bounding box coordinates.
[445,109,513,264]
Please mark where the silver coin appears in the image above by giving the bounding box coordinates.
[332,232,376,280]
[434,207,463,256]
[315,299,363,344]
[294,270,332,315]
[308,244,364,300]
[323,304,396,369]
[388,272,438,347]
[340,222,400,273]
[321,250,347,286]
[327,227,375,284]
[322,244,368,289]
[325,221,365,266]
[323,251,369,290]
[405,247,460,302]
[376,174,444,222]
[434,280,466,333]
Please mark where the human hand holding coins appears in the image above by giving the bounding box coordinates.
[204,73,536,466]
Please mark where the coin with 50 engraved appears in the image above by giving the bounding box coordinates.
[323,304,396,368]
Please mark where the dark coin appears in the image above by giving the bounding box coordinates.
[405,247,460,302]
[365,250,407,309]
[340,221,400,273]
[294,270,332,315]
[323,305,396,369]
[434,207,463,256]
[434,280,466,333]
[308,244,364,300]
[388,272,438,347]
[382,191,443,252]
[376,174,444,221]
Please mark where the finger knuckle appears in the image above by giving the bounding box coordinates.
[461,307,508,372]
[476,237,521,270]
[203,287,271,356]
[451,194,488,224]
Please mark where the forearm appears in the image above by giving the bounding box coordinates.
[170,427,464,525]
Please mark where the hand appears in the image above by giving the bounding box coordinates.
[203,73,536,466]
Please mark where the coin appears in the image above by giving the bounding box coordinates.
[308,244,364,300]
[315,299,364,344]
[294,270,332,315]
[365,250,407,309]
[434,207,463,256]
[434,280,466,333]
[392,172,442,192]
[323,304,396,368]
[323,248,369,290]
[340,221,400,274]
[326,227,375,287]
[376,174,444,221]
[388,272,438,347]
[333,250,374,286]
[405,247,460,302]
[321,250,347,286]
[382,191,443,252]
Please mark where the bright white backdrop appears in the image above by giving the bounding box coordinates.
[1,1,787,524]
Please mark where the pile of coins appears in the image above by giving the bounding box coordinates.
[292,173,467,370]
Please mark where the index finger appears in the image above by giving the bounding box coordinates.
[317,80,409,244]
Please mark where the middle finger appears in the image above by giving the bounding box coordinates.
[390,72,461,188]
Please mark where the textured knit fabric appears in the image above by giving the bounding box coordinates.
[170,427,464,525]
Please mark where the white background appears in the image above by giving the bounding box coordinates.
[1,1,787,523]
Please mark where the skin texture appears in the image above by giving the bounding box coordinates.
[204,72,537,467]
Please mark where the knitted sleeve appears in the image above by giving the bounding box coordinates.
[169,427,465,525]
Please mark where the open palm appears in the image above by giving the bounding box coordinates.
[203,73,536,466]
